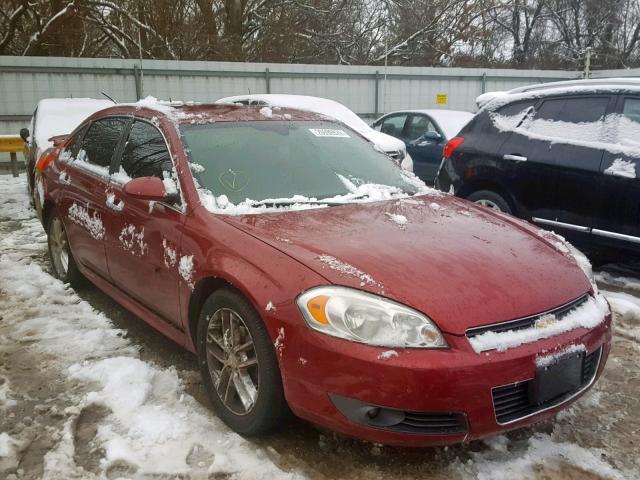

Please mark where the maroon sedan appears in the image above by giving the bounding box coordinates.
[33,100,612,446]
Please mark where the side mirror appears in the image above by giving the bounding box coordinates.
[20,128,30,142]
[123,176,176,203]
[422,131,442,141]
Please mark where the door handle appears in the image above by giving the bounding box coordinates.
[503,154,527,162]
[106,194,124,211]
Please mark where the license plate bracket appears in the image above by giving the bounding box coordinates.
[529,351,584,405]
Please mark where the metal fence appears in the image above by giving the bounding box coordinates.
[0,55,635,162]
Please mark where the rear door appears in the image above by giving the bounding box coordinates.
[499,96,614,232]
[593,96,640,252]
[57,117,128,279]
[103,119,185,328]
[404,114,445,183]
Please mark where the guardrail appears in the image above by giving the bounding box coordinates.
[0,135,26,177]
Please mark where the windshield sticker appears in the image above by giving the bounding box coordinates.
[218,169,249,192]
[309,128,350,138]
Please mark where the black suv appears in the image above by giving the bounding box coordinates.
[436,79,640,260]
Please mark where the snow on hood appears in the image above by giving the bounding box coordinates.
[219,195,592,335]
[33,98,113,155]
[216,94,406,154]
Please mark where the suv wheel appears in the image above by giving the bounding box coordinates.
[197,288,289,436]
[466,190,512,214]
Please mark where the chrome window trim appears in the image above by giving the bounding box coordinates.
[491,346,602,426]
[592,228,640,244]
[531,217,590,232]
[532,217,640,244]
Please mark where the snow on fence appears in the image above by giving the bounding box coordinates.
[0,55,635,163]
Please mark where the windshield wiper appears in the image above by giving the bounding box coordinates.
[249,198,349,207]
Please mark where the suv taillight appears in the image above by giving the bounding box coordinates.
[35,149,57,173]
[443,137,464,159]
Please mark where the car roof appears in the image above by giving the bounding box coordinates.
[478,77,640,109]
[84,97,330,125]
[216,94,371,133]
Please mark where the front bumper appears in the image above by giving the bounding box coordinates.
[281,312,612,447]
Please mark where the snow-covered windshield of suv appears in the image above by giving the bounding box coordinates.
[180,121,427,214]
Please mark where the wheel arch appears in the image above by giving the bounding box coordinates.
[187,276,236,349]
[457,178,518,215]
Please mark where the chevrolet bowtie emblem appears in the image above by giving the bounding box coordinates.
[534,314,558,329]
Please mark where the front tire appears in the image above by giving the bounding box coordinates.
[47,212,84,287]
[466,189,512,214]
[197,288,289,436]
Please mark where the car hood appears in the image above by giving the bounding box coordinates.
[221,195,591,335]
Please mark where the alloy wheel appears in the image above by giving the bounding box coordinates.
[205,308,259,415]
[49,217,70,278]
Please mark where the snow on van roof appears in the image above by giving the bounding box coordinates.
[33,98,113,154]
[477,78,640,110]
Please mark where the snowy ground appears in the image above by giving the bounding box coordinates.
[0,173,638,480]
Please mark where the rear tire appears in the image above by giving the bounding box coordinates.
[197,288,289,436]
[467,190,512,214]
[46,211,85,287]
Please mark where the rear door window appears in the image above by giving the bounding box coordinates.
[119,120,173,180]
[535,97,609,123]
[622,98,640,124]
[524,96,611,143]
[77,117,128,174]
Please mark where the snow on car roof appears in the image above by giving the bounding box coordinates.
[478,77,640,110]
[399,109,474,139]
[33,98,113,154]
[216,94,371,134]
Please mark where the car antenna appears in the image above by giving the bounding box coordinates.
[101,91,117,104]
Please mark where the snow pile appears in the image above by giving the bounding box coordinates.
[316,254,382,288]
[67,202,105,240]
[469,294,608,353]
[535,344,586,368]
[377,350,398,360]
[178,254,195,289]
[266,301,276,312]
[259,106,273,118]
[461,433,623,480]
[118,224,148,257]
[599,290,640,342]
[385,212,408,226]
[0,433,21,473]
[604,158,636,178]
[0,378,16,410]
[274,328,285,358]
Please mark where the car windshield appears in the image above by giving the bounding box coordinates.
[180,120,421,209]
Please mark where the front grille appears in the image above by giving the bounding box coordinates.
[392,411,468,434]
[466,294,589,339]
[492,347,602,424]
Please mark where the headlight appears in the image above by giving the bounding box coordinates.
[296,286,447,348]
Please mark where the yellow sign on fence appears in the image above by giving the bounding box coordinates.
[0,135,25,153]
[436,94,448,105]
